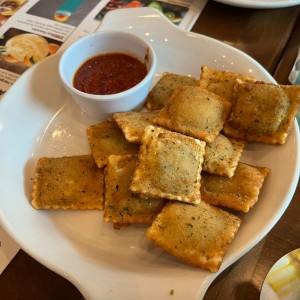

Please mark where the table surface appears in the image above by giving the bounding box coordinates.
[1,1,300,299]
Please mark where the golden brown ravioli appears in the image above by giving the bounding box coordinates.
[201,162,270,213]
[223,80,300,145]
[31,155,104,210]
[146,201,241,272]
[203,134,245,178]
[145,72,199,110]
[104,155,167,226]
[86,121,139,168]
[130,125,206,204]
[112,111,158,144]
[199,65,255,102]
[153,86,232,143]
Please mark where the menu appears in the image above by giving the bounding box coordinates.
[0,0,207,274]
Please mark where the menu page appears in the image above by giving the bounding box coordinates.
[0,0,207,273]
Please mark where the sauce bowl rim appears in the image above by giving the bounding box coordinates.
[59,30,157,102]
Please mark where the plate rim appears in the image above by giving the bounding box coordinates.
[214,0,300,8]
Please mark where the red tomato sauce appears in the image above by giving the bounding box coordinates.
[73,52,148,95]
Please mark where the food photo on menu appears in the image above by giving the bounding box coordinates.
[95,0,189,25]
[0,0,27,26]
[0,27,61,75]
[26,0,100,26]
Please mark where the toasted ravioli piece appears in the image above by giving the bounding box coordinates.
[104,155,167,226]
[199,65,255,102]
[31,155,104,210]
[201,162,270,213]
[130,126,206,204]
[153,86,232,143]
[203,134,245,177]
[112,111,158,144]
[86,121,139,168]
[223,80,300,145]
[145,72,199,110]
[146,201,241,272]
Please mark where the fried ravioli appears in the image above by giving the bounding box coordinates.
[112,111,158,144]
[199,65,255,102]
[86,121,139,168]
[203,134,245,177]
[153,86,232,143]
[104,155,167,226]
[130,126,206,204]
[201,162,270,213]
[146,201,241,272]
[223,80,300,145]
[31,155,104,210]
[145,72,199,110]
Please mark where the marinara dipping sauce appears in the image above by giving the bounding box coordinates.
[73,52,148,95]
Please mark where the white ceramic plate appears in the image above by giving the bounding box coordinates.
[214,0,300,8]
[0,7,299,300]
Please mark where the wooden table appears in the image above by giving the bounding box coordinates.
[1,1,300,299]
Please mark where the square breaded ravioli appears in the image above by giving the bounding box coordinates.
[86,121,139,168]
[201,162,270,213]
[145,72,199,110]
[223,80,300,145]
[104,155,167,226]
[31,155,104,210]
[146,201,241,272]
[199,65,255,102]
[130,126,206,204]
[202,134,245,178]
[153,86,232,143]
[112,111,158,144]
